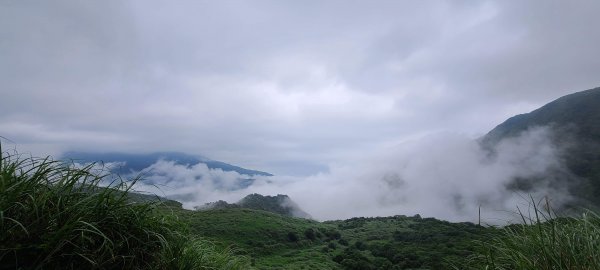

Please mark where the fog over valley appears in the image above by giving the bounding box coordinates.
[69,125,570,223]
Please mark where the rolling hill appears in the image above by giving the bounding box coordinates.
[200,193,312,219]
[179,207,495,269]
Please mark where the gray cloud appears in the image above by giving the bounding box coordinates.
[2,1,599,178]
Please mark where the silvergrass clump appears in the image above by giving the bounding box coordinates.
[0,147,250,269]
[156,236,251,270]
[462,198,600,270]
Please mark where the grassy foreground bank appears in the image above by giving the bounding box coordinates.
[0,149,249,269]
[463,203,600,270]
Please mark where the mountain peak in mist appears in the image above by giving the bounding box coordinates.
[482,86,600,207]
[201,194,312,219]
[483,87,600,145]
[238,194,312,219]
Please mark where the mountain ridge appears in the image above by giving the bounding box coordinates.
[482,86,600,207]
[483,87,600,145]
[61,151,273,177]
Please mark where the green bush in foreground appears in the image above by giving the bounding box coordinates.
[0,148,250,269]
[464,202,600,270]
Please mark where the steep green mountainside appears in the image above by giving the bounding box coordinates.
[483,87,600,143]
[482,87,600,206]
[200,193,312,219]
[177,208,497,270]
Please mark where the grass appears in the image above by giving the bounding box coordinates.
[463,198,600,270]
[0,147,250,269]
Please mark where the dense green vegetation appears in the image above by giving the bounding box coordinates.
[0,149,250,269]
[181,208,340,269]
[182,207,499,269]
[184,205,600,270]
[327,215,496,269]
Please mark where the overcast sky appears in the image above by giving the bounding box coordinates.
[2,0,600,176]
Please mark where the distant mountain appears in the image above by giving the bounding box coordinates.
[482,86,600,206]
[61,151,273,177]
[200,194,312,219]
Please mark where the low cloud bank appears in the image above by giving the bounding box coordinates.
[131,126,573,223]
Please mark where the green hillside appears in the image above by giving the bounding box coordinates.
[177,208,497,270]
[180,208,340,269]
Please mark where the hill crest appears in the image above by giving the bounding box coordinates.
[199,193,312,219]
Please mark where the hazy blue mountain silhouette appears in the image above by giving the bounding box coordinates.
[62,151,273,177]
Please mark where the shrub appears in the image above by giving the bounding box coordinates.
[304,228,316,240]
[287,231,299,242]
